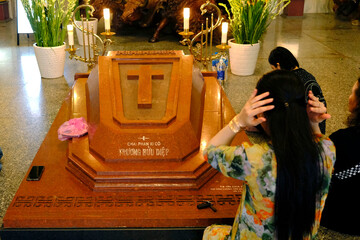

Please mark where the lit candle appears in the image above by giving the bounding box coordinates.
[183,8,190,31]
[221,22,228,44]
[104,8,110,31]
[67,24,74,46]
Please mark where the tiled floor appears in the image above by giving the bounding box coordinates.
[1,13,360,238]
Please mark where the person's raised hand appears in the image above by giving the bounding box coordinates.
[234,89,274,128]
[307,90,331,124]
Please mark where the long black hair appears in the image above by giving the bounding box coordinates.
[268,47,299,71]
[347,77,360,128]
[256,70,324,240]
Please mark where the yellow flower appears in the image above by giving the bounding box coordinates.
[219,163,230,177]
[240,229,261,240]
[244,143,270,199]
[244,143,268,169]
[203,225,231,240]
[222,146,236,163]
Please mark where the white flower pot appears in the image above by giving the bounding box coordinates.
[33,43,66,79]
[74,18,98,46]
[228,39,260,76]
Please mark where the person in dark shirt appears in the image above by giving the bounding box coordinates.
[320,77,360,236]
[268,46,327,134]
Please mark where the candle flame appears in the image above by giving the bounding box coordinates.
[104,8,110,20]
[222,22,228,34]
[183,8,190,19]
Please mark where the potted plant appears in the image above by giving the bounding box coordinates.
[21,0,76,78]
[220,0,290,76]
[74,0,98,46]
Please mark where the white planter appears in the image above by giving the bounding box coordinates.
[33,43,66,79]
[228,39,260,76]
[74,18,98,46]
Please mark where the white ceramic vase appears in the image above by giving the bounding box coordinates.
[74,18,98,46]
[33,43,66,79]
[228,39,260,76]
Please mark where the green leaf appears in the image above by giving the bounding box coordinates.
[222,0,291,44]
[21,0,77,46]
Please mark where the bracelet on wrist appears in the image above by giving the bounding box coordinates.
[228,116,244,133]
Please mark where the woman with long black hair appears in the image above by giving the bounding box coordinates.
[203,70,335,240]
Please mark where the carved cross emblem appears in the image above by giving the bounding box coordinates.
[127,65,164,108]
[138,136,149,141]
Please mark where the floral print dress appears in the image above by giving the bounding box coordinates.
[203,134,336,240]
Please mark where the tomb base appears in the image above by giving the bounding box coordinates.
[1,51,249,239]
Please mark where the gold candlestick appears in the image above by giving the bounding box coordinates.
[216,43,231,51]
[66,1,115,72]
[179,0,224,70]
[101,30,116,39]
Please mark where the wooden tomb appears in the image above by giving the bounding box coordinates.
[1,50,247,239]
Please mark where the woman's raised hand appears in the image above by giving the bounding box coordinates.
[307,90,331,124]
[235,89,274,128]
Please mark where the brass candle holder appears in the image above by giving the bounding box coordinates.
[179,0,229,70]
[66,0,115,72]
[216,43,231,51]
[179,30,194,40]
